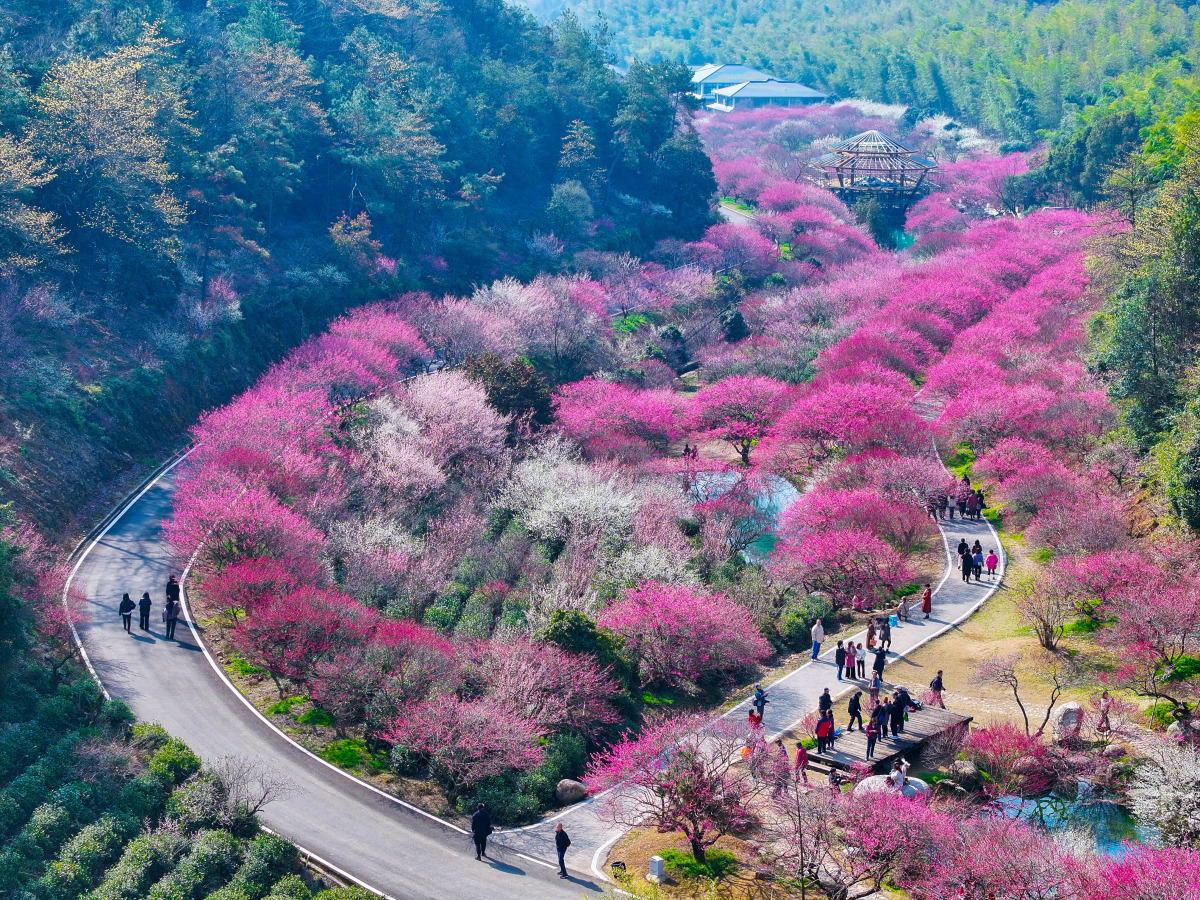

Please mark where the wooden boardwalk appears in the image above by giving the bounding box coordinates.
[813,706,972,772]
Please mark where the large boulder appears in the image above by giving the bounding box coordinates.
[853,774,929,799]
[1051,702,1083,743]
[555,779,588,805]
[1102,744,1126,760]
[948,759,981,789]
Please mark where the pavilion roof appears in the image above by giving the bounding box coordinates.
[812,130,936,174]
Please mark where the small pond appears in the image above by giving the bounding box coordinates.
[690,471,802,561]
[992,787,1157,857]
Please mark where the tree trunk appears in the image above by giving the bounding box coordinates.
[690,838,706,867]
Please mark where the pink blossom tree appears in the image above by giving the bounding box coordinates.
[476,639,620,739]
[598,581,771,690]
[385,696,545,791]
[230,586,375,696]
[770,520,911,608]
[691,375,791,465]
[555,378,684,460]
[585,715,759,866]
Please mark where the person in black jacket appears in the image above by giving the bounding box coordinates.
[891,687,911,735]
[818,688,832,713]
[554,823,570,878]
[873,647,887,676]
[470,803,492,860]
[118,593,135,633]
[137,592,152,631]
[846,692,864,731]
[166,575,181,606]
[834,641,846,681]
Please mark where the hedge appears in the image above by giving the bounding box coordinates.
[146,829,243,900]
[85,833,181,900]
[37,814,135,900]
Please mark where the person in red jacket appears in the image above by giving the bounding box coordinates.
[920,583,933,619]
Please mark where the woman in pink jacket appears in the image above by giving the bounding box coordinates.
[985,550,999,578]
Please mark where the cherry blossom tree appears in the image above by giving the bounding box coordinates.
[585,715,758,866]
[771,520,911,608]
[475,639,620,740]
[230,586,375,696]
[691,375,791,465]
[385,696,545,791]
[597,581,770,690]
[555,378,684,460]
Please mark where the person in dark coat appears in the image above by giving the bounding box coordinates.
[137,592,152,631]
[878,620,892,651]
[118,593,135,633]
[873,647,887,676]
[847,692,864,731]
[166,575,181,606]
[164,598,181,640]
[470,803,493,860]
[892,696,907,734]
[554,823,570,878]
[753,684,769,716]
[835,641,846,681]
[876,697,891,738]
[818,688,832,714]
[957,538,969,559]
[961,549,974,582]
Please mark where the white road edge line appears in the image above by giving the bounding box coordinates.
[62,450,195,702]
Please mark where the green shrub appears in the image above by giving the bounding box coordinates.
[779,595,837,649]
[1145,700,1177,729]
[39,814,135,900]
[660,848,737,879]
[295,709,333,729]
[264,874,312,900]
[148,740,202,785]
[117,775,170,823]
[315,887,378,900]
[84,833,180,900]
[266,697,306,717]
[321,740,366,769]
[226,656,268,678]
[131,723,172,751]
[213,833,296,900]
[100,700,136,729]
[147,829,242,900]
[422,591,465,633]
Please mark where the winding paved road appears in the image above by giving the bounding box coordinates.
[69,451,1004,897]
[70,467,606,900]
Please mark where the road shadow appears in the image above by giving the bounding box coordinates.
[130,633,156,643]
[563,874,605,892]
[170,638,203,653]
[483,857,525,876]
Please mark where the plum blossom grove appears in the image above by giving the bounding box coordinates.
[166,102,1200,890]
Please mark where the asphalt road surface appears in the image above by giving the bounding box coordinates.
[71,468,608,900]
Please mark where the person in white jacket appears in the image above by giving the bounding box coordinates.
[811,619,825,660]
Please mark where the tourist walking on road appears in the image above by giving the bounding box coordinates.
[471,803,493,860]
[118,593,135,633]
[878,619,892,652]
[137,592,152,631]
[163,597,181,640]
[972,548,984,582]
[921,583,932,619]
[856,643,866,678]
[835,641,846,681]
[166,574,180,606]
[810,619,824,659]
[873,647,887,677]
[753,684,769,716]
[866,619,877,650]
[961,548,973,583]
[554,823,570,878]
[985,549,999,578]
[929,670,946,708]
[845,643,857,681]
[847,691,864,731]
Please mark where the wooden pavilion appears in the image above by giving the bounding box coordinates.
[812,130,937,213]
